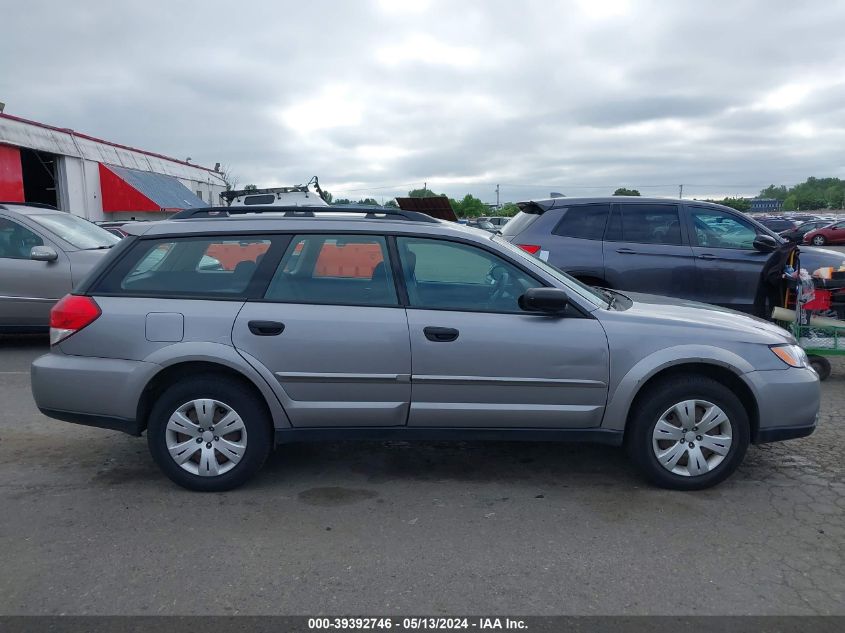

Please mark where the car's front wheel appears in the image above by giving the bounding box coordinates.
[811,235,827,245]
[147,375,272,491]
[626,375,750,490]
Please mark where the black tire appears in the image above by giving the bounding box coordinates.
[147,375,272,491]
[808,355,831,381]
[626,374,750,490]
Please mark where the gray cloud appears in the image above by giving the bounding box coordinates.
[2,0,845,204]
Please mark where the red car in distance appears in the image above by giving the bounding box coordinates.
[804,219,845,246]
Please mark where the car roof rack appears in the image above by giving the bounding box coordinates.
[169,205,441,223]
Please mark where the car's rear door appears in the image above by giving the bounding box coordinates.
[396,236,609,429]
[232,233,412,427]
[684,205,771,312]
[602,202,697,298]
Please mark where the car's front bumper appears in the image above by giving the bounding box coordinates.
[744,366,820,444]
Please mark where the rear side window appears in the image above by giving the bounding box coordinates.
[551,204,611,240]
[94,237,272,297]
[264,234,398,306]
[243,194,276,206]
[606,204,683,245]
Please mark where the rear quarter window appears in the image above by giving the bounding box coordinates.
[92,236,275,298]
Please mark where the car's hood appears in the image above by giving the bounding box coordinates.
[614,291,794,344]
[67,248,111,287]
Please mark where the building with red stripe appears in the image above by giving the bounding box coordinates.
[0,112,225,220]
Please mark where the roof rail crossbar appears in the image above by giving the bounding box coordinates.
[169,205,440,223]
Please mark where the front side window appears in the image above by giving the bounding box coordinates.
[0,217,43,259]
[397,237,537,312]
[690,208,758,249]
[607,204,683,245]
[552,204,611,240]
[96,237,271,296]
[264,234,397,306]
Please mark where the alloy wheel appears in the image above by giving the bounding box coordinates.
[651,399,733,477]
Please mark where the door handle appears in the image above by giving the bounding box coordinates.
[616,248,637,254]
[423,326,459,342]
[248,320,285,336]
[697,253,718,260]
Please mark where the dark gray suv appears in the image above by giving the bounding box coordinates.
[501,197,845,315]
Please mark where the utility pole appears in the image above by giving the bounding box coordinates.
[678,184,684,199]
[496,184,500,209]
[424,181,427,196]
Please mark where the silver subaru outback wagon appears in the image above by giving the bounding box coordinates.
[31,205,820,491]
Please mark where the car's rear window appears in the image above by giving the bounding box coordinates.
[93,236,274,297]
[499,209,543,237]
[243,194,276,206]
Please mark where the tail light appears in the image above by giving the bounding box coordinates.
[517,244,542,255]
[50,295,101,345]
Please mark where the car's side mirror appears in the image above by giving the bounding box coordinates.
[752,234,778,253]
[30,246,58,262]
[519,288,569,315]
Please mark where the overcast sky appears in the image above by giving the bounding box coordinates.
[3,0,845,204]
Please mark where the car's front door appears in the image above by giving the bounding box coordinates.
[232,233,412,427]
[685,206,771,312]
[0,215,71,329]
[826,221,845,244]
[396,236,609,429]
[601,202,697,299]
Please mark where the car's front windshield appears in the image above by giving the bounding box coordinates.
[29,213,120,250]
[493,235,609,308]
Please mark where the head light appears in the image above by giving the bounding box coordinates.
[770,344,809,368]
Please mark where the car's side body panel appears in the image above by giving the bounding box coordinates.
[405,308,609,428]
[232,303,413,428]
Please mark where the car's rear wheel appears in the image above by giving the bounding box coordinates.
[626,375,750,490]
[811,235,827,245]
[147,376,272,491]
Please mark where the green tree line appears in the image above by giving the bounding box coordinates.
[758,178,845,211]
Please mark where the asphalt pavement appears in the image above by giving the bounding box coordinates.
[0,337,843,615]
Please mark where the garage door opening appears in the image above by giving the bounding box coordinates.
[20,148,59,208]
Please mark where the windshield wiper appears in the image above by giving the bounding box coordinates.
[601,288,616,309]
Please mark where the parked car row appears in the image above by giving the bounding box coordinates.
[464,216,511,233]
[750,212,845,245]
